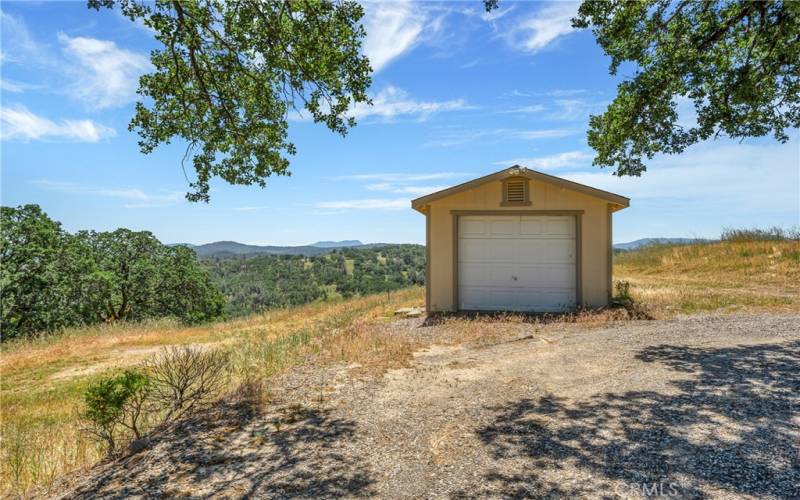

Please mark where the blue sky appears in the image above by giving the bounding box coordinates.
[2,1,798,245]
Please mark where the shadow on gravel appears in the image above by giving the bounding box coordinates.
[460,340,800,499]
[69,399,374,498]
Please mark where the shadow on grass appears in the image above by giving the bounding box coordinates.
[457,340,800,498]
[68,395,374,498]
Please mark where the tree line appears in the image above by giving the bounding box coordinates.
[1,204,426,340]
[200,244,425,317]
[1,205,224,340]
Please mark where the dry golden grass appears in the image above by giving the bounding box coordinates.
[4,240,798,496]
[614,240,800,315]
[0,288,424,497]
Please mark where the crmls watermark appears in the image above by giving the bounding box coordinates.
[615,481,681,497]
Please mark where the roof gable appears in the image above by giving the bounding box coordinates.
[411,166,630,212]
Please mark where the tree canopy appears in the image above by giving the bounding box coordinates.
[90,0,371,202]
[572,0,800,176]
[1,205,224,340]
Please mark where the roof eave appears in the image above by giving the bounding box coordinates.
[411,166,630,211]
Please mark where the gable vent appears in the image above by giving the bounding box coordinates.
[506,180,525,202]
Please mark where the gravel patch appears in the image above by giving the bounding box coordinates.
[49,313,800,499]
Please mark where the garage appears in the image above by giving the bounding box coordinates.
[411,166,629,312]
[458,214,577,312]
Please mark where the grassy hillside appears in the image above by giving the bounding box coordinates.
[3,239,798,496]
[0,288,424,497]
[615,240,800,314]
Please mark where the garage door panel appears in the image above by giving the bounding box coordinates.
[515,264,575,287]
[460,218,487,236]
[489,218,517,235]
[513,239,575,263]
[520,216,575,237]
[461,264,574,289]
[519,218,544,235]
[458,215,577,312]
[460,287,575,312]
[545,217,575,236]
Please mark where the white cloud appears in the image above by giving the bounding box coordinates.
[548,98,607,121]
[0,78,38,93]
[500,104,546,115]
[231,206,270,212]
[337,172,466,182]
[366,183,448,195]
[352,86,470,121]
[482,5,516,22]
[58,33,151,109]
[508,2,580,53]
[426,127,577,148]
[0,11,45,65]
[496,150,594,170]
[1,105,116,142]
[560,141,799,213]
[363,2,425,72]
[315,198,410,211]
[31,180,183,208]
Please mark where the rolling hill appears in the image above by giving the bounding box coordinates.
[175,240,368,257]
[614,237,713,251]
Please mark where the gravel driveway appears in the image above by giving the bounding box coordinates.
[54,313,800,499]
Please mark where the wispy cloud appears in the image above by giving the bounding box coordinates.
[1,13,150,108]
[366,183,448,196]
[0,10,46,65]
[57,33,151,109]
[500,104,546,115]
[495,151,594,170]
[31,180,183,208]
[1,104,116,142]
[363,1,425,72]
[315,198,410,211]
[231,206,270,212]
[561,141,799,212]
[335,171,461,199]
[507,2,580,54]
[548,98,607,121]
[482,5,516,22]
[352,85,470,121]
[0,78,39,93]
[426,127,577,147]
[337,172,466,182]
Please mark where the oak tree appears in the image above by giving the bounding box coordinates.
[484,0,799,176]
[574,0,800,176]
[90,0,372,201]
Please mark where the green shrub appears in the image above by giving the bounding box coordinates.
[81,371,151,454]
[80,347,229,455]
[614,280,632,302]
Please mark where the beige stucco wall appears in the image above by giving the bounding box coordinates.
[424,178,613,311]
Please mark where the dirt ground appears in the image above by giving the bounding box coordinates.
[50,313,800,499]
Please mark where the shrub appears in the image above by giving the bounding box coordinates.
[721,226,800,241]
[614,280,632,303]
[80,347,229,456]
[81,371,151,455]
[610,280,653,320]
[142,346,230,423]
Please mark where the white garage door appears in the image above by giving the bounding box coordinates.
[458,215,576,312]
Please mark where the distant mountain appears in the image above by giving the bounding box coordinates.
[174,240,376,258]
[614,238,713,251]
[310,240,363,248]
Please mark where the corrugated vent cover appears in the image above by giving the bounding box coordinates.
[506,180,525,202]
